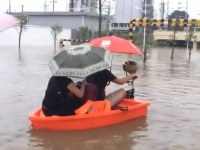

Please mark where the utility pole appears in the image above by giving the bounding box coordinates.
[53,0,55,12]
[185,1,188,19]
[160,0,165,19]
[52,0,57,12]
[98,0,102,37]
[184,1,189,50]
[44,0,48,12]
[167,1,169,18]
[161,1,165,19]
[9,0,11,13]
[22,5,24,13]
[143,0,147,52]
[107,5,111,35]
[70,0,74,12]
[160,0,162,19]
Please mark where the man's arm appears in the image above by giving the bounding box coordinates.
[112,74,137,85]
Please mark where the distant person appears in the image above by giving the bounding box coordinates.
[86,69,137,108]
[42,76,87,116]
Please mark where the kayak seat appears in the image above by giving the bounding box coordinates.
[74,100,93,115]
[88,100,111,114]
[75,100,111,115]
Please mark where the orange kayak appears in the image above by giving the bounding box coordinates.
[28,98,150,131]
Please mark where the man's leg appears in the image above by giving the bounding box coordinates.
[106,88,126,109]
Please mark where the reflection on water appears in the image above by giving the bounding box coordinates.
[28,117,147,150]
[0,46,200,150]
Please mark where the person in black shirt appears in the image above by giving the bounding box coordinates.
[42,76,87,116]
[86,69,137,108]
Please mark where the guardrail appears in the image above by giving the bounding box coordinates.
[128,19,200,43]
[60,39,90,46]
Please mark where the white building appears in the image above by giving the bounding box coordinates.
[114,0,154,23]
[69,0,97,12]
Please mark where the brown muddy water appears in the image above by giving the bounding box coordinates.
[0,46,200,150]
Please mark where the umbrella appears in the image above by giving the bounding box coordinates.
[89,35,142,55]
[48,43,113,78]
[0,12,20,33]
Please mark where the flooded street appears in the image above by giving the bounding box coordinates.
[0,46,200,150]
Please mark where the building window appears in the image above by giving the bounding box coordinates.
[119,23,124,27]
[113,23,118,27]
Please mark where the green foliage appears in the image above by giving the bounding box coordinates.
[169,20,180,59]
[16,14,28,26]
[15,13,29,51]
[168,10,189,19]
[79,26,89,40]
[133,30,154,47]
[185,24,197,58]
[100,31,129,40]
[169,20,180,45]
[15,14,28,33]
[101,31,108,37]
[115,32,129,40]
[185,25,197,44]
[133,32,143,47]
[51,24,63,40]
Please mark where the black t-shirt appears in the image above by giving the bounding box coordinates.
[86,70,117,100]
[42,76,82,116]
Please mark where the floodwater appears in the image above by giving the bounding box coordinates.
[0,46,200,150]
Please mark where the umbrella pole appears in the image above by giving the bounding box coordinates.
[110,54,114,71]
[124,68,135,99]
[107,54,114,86]
[132,81,134,90]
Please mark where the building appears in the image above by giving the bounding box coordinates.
[111,0,153,30]
[114,0,143,23]
[69,0,97,12]
[11,12,107,31]
[143,0,154,19]
[113,0,153,25]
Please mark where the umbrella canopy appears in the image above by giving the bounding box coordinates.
[89,35,142,55]
[49,43,113,78]
[0,12,20,33]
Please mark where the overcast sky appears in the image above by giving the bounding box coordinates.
[0,0,200,18]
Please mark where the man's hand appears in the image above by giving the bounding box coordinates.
[82,79,87,85]
[112,74,138,85]
[131,74,138,80]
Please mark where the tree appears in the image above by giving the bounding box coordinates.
[79,26,89,41]
[116,32,129,40]
[98,0,108,37]
[185,24,197,59]
[50,24,63,52]
[143,25,154,62]
[169,20,179,59]
[98,0,102,37]
[168,10,189,19]
[132,30,143,47]
[15,14,28,52]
